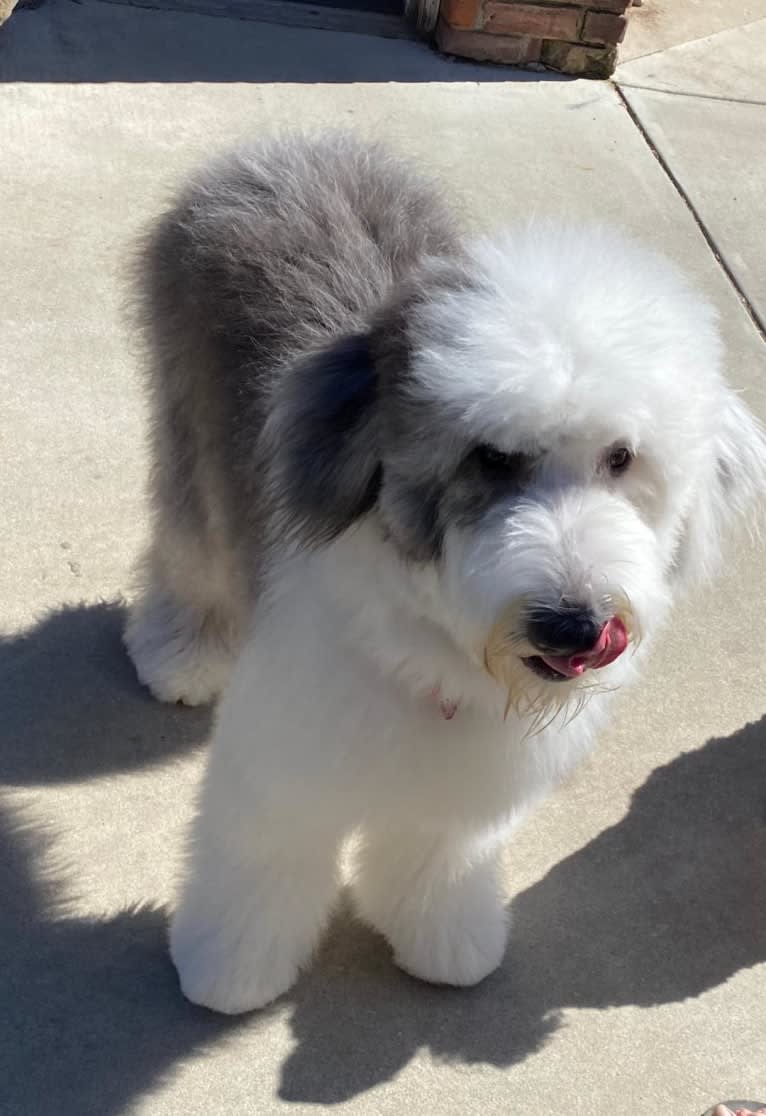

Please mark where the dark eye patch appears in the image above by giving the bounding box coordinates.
[379,441,534,566]
[471,443,530,481]
[426,442,534,541]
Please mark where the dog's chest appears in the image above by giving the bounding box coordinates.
[352,691,596,833]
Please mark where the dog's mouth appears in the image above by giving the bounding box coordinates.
[522,655,573,683]
[522,616,629,683]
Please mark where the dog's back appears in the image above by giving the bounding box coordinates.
[125,134,460,702]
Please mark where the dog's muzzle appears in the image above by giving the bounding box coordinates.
[523,607,628,682]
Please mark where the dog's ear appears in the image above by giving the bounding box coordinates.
[265,332,381,546]
[675,390,766,586]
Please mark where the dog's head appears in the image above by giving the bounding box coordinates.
[267,226,766,717]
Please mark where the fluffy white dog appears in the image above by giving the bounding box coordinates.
[125,134,766,1014]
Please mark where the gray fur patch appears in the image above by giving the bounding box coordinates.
[131,132,464,591]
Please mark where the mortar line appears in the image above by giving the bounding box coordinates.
[614,83,766,346]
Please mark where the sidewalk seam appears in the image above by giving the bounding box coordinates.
[615,83,766,345]
[616,81,766,108]
[618,14,766,65]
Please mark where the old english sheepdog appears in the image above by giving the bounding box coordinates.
[124,134,766,1014]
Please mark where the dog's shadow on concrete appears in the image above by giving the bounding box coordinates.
[1,602,765,1112]
[0,603,253,1115]
[0,600,212,785]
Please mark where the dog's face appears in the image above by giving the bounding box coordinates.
[269,227,766,715]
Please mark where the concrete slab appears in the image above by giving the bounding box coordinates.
[617,16,766,99]
[618,19,766,331]
[619,89,766,333]
[1,3,765,1116]
[620,0,766,63]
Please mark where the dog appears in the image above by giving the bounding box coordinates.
[124,133,766,1014]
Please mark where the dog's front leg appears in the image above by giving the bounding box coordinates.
[352,827,509,988]
[169,718,345,1014]
[170,803,343,1014]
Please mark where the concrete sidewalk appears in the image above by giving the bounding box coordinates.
[1,3,764,1114]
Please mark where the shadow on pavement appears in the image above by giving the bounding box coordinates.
[0,804,253,1114]
[0,603,244,1115]
[0,0,567,83]
[0,601,211,785]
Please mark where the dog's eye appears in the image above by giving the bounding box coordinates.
[606,446,633,476]
[473,444,527,479]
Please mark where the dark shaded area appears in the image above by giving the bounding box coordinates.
[279,900,559,1104]
[0,601,212,785]
[0,603,246,1114]
[0,807,252,1116]
[0,0,563,83]
[1,599,763,1111]
[292,0,403,13]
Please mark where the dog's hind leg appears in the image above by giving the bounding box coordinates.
[124,354,251,705]
[125,221,258,707]
[124,524,246,706]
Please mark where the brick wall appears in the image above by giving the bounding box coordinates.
[435,0,632,77]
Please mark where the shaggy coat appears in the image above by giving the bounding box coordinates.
[125,134,766,1013]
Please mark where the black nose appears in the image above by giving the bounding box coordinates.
[526,606,602,656]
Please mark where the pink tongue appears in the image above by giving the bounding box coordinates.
[540,616,628,679]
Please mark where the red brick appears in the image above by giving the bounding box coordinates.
[440,0,483,30]
[483,2,581,40]
[582,10,627,43]
[540,39,618,75]
[436,19,542,64]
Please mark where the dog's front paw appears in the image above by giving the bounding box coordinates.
[392,902,509,988]
[169,915,299,1014]
[359,879,509,988]
[174,950,294,1015]
[354,837,510,989]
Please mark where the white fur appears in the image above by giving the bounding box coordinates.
[170,531,602,1012]
[161,225,766,1014]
